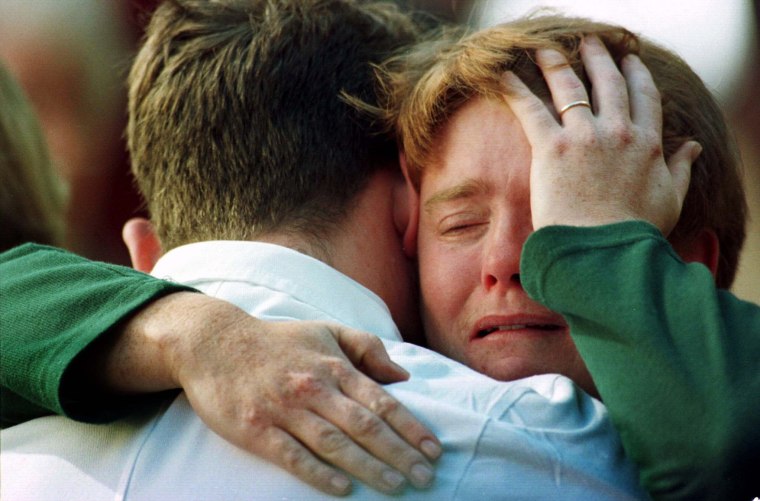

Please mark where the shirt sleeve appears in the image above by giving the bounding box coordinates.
[520,221,760,500]
[1,243,196,427]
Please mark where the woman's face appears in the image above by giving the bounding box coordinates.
[415,96,596,397]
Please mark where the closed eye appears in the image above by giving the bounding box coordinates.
[443,222,483,235]
[439,216,488,241]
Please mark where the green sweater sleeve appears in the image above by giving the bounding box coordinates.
[1,243,196,427]
[520,221,760,500]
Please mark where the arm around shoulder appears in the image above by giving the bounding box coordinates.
[0,243,196,425]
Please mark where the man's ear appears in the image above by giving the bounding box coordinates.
[122,217,162,273]
[675,228,720,279]
[395,151,419,258]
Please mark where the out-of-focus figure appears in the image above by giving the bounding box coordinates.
[0,62,67,252]
[729,2,760,305]
[0,0,136,264]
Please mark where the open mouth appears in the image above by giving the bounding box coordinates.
[475,323,564,338]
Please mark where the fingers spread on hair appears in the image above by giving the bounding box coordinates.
[501,71,559,142]
[621,54,662,131]
[535,48,592,123]
[667,140,700,213]
[580,35,629,121]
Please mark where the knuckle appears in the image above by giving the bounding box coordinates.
[549,136,572,157]
[368,395,400,420]
[365,334,385,352]
[325,358,354,386]
[281,372,326,402]
[241,405,267,429]
[633,129,663,161]
[280,440,310,472]
[525,98,548,116]
[316,426,350,455]
[325,357,351,376]
[648,142,664,160]
[351,408,385,437]
[608,123,634,147]
[606,70,626,89]
[549,67,585,93]
[565,78,587,96]
[641,82,661,102]
[551,132,596,157]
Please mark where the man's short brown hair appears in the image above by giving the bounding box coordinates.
[128,0,421,252]
[374,15,746,288]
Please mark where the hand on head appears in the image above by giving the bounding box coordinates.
[501,35,701,235]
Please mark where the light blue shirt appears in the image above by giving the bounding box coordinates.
[1,241,647,500]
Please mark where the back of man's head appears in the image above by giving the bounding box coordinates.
[128,0,421,252]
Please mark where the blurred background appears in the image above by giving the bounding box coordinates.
[1,0,757,303]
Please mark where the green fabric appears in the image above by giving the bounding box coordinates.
[521,221,760,500]
[1,244,194,427]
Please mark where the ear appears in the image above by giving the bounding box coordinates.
[675,228,720,280]
[122,217,162,273]
[396,151,419,258]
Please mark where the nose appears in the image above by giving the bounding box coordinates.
[480,220,524,292]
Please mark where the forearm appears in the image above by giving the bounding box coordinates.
[74,291,196,395]
[0,244,195,425]
[521,222,760,499]
[76,291,259,395]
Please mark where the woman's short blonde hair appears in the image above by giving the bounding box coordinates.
[371,15,746,288]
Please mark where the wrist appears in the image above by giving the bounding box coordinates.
[154,293,261,393]
[136,291,223,391]
[106,291,207,393]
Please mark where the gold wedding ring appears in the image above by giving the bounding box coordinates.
[558,100,591,116]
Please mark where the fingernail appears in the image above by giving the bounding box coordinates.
[331,474,351,494]
[382,469,405,490]
[623,53,640,66]
[691,142,703,161]
[501,71,520,87]
[584,34,601,46]
[410,463,434,488]
[421,439,442,459]
[536,48,562,61]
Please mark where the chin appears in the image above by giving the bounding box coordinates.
[475,359,600,399]
[474,359,543,383]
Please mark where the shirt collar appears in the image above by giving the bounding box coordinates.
[151,240,403,341]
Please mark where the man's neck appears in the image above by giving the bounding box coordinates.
[255,232,335,267]
[252,169,420,339]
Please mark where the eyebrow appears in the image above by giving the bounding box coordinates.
[423,178,489,215]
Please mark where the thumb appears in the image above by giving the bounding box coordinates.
[331,325,410,384]
[667,140,700,210]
